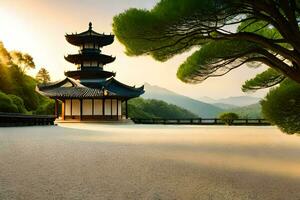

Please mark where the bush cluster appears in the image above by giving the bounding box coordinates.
[261,80,300,134]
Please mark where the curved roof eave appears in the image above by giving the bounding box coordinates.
[64,54,116,65]
[65,34,114,47]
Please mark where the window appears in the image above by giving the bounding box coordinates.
[83,61,98,67]
[92,61,97,66]
[83,61,92,67]
[85,43,94,48]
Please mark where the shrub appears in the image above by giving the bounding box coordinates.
[261,80,300,134]
[219,112,239,125]
[34,99,55,115]
[0,91,18,113]
[8,94,27,113]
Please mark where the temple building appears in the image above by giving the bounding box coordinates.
[37,22,144,121]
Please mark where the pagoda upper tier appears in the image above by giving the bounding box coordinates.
[65,22,114,47]
[64,22,116,68]
[64,53,116,66]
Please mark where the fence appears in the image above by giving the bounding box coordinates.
[131,118,271,126]
[0,112,56,127]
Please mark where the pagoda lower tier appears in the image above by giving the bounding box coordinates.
[37,77,144,121]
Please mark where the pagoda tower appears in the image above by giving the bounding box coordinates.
[37,22,144,121]
[64,22,116,87]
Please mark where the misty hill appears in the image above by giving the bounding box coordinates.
[199,96,261,107]
[142,83,223,117]
[226,103,262,118]
[216,96,261,107]
[128,98,198,119]
[213,103,238,110]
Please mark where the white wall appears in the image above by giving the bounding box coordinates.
[72,99,81,116]
[118,100,122,116]
[94,99,103,115]
[83,99,93,115]
[104,99,111,116]
[65,99,71,116]
[111,99,117,115]
[64,99,122,117]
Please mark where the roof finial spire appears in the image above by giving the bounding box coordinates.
[89,22,92,30]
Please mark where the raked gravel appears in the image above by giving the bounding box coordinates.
[0,124,299,200]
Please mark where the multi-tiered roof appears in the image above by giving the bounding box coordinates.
[64,22,115,81]
[38,22,144,100]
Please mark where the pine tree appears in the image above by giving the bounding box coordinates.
[36,67,51,84]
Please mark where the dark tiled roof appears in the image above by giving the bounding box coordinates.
[37,77,144,99]
[65,53,116,65]
[104,78,144,98]
[65,23,114,47]
[38,87,106,98]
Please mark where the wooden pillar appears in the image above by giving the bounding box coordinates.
[116,99,119,120]
[62,100,65,120]
[102,99,105,118]
[110,99,113,119]
[125,100,128,119]
[54,99,58,118]
[80,99,83,121]
[70,99,73,117]
[92,99,94,116]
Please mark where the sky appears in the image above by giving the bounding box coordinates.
[0,0,269,100]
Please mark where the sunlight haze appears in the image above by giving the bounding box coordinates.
[0,0,268,99]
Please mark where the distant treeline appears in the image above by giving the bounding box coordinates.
[127,98,198,119]
[226,103,262,119]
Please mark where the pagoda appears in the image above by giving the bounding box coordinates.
[37,22,144,121]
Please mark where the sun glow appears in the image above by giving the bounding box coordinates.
[0,9,30,51]
[0,8,42,76]
[0,0,268,99]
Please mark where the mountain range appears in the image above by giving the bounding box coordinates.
[198,96,261,107]
[142,83,262,118]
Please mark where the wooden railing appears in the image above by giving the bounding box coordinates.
[131,118,271,126]
[0,112,56,127]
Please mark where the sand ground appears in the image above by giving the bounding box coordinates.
[0,124,300,200]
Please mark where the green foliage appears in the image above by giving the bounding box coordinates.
[113,0,218,61]
[7,94,28,113]
[0,42,42,110]
[36,67,51,84]
[261,80,300,134]
[113,0,300,86]
[238,20,283,40]
[114,0,300,133]
[242,68,285,92]
[127,98,198,119]
[226,103,262,119]
[34,98,55,115]
[10,51,35,73]
[177,40,257,83]
[0,42,13,93]
[0,41,53,115]
[0,63,13,93]
[219,112,239,125]
[9,66,40,110]
[0,91,18,113]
